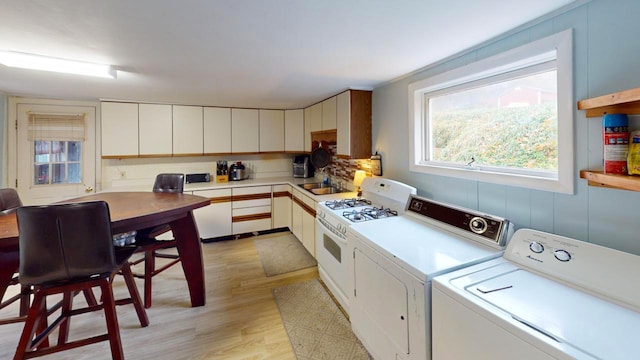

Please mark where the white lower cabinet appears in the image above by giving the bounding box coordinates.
[232,186,272,234]
[272,184,291,229]
[301,208,315,256]
[350,236,427,360]
[191,189,232,239]
[292,196,303,240]
[291,187,316,257]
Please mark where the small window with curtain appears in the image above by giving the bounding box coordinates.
[28,112,85,185]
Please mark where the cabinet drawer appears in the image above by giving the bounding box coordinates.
[232,186,272,208]
[232,197,271,208]
[232,205,271,234]
[232,218,272,235]
[232,206,272,218]
[232,186,271,196]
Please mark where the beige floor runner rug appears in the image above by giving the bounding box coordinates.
[273,279,372,360]
[254,232,317,276]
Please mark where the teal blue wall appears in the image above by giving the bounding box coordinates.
[373,0,640,254]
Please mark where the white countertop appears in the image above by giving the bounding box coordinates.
[102,176,357,202]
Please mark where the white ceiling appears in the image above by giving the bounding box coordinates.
[0,0,577,109]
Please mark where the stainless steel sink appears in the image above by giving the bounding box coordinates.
[309,187,342,195]
[299,182,324,190]
[298,183,346,195]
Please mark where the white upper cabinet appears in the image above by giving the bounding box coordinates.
[284,109,304,152]
[321,96,337,130]
[231,108,259,153]
[139,103,172,156]
[259,109,285,152]
[173,105,203,156]
[101,102,138,157]
[304,103,322,151]
[304,107,312,152]
[204,107,231,154]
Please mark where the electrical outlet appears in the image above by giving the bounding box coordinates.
[120,171,126,179]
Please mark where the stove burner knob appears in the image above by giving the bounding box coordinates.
[554,249,571,262]
[341,226,347,235]
[469,216,487,234]
[529,242,544,254]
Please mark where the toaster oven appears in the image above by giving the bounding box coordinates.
[293,155,314,178]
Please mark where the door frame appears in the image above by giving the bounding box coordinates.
[7,97,102,200]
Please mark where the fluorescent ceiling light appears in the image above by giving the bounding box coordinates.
[0,51,116,79]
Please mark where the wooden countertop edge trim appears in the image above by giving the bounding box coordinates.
[231,193,272,202]
[232,213,272,222]
[273,191,292,198]
[209,196,233,204]
[292,196,316,217]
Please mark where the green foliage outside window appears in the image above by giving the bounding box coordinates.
[431,104,557,170]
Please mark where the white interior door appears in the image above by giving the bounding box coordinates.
[11,100,96,205]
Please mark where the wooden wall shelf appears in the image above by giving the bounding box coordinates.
[580,171,640,191]
[578,86,640,192]
[577,86,640,117]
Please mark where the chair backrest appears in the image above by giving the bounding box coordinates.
[152,173,184,194]
[0,188,22,215]
[17,201,116,285]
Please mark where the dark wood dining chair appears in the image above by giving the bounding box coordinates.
[13,201,148,360]
[131,173,185,308]
[0,188,30,325]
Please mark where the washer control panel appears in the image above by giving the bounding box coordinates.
[505,228,640,308]
[526,241,573,262]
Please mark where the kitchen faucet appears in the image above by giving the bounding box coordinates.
[331,168,343,190]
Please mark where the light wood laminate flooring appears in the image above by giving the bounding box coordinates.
[0,234,318,359]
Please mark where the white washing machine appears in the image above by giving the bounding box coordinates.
[432,228,640,360]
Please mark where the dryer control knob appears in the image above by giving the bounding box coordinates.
[554,249,571,262]
[469,217,487,234]
[529,242,544,253]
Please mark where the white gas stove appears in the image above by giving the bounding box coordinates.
[315,178,416,314]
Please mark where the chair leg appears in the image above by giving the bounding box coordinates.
[19,284,31,316]
[13,290,46,360]
[56,291,74,346]
[120,262,149,327]
[99,280,124,360]
[144,250,155,308]
[83,288,98,306]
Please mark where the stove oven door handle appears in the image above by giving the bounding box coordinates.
[316,217,347,243]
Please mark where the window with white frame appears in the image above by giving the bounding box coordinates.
[28,112,85,185]
[408,29,573,194]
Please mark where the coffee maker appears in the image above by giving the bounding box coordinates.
[293,155,314,178]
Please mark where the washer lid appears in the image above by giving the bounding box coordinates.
[469,269,640,359]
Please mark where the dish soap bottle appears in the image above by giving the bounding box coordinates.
[322,168,329,185]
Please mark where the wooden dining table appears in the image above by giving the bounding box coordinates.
[0,192,210,307]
